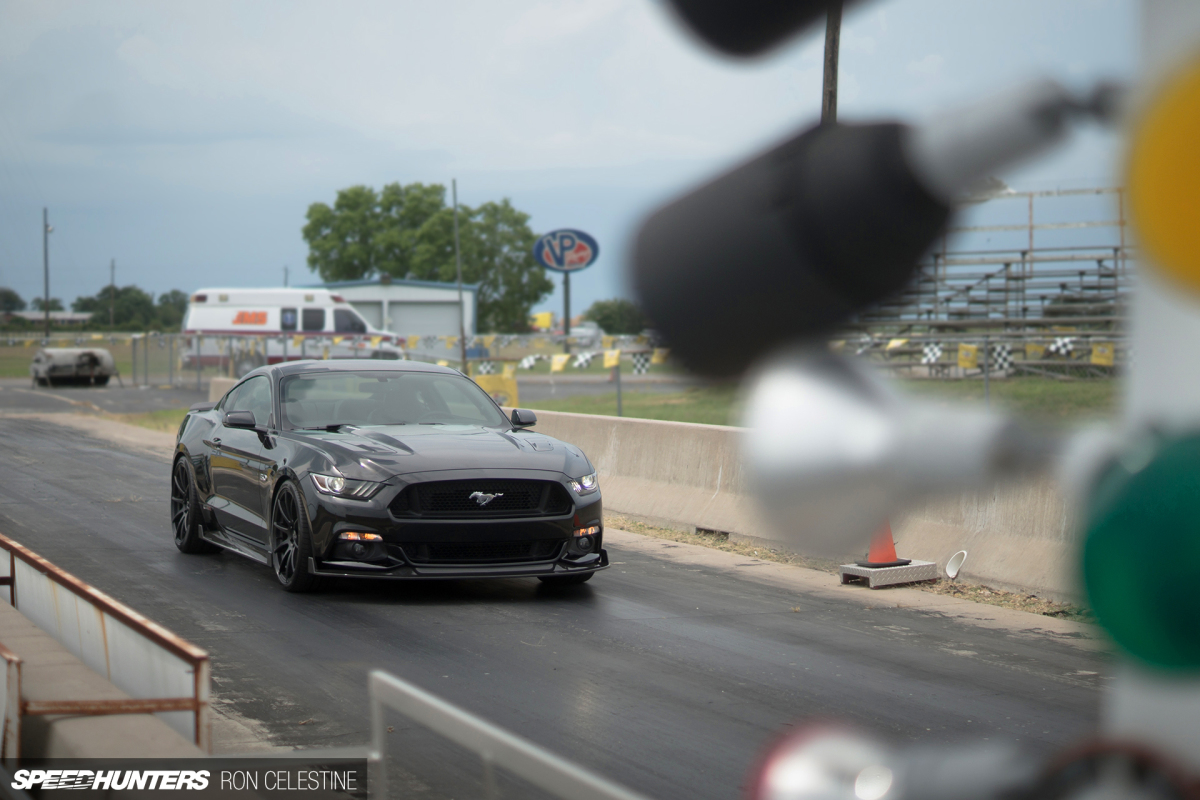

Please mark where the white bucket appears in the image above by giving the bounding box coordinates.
[946,550,968,580]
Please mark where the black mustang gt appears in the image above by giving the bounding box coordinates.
[171,360,606,592]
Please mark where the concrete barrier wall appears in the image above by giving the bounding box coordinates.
[523,410,760,540]
[209,376,237,402]
[525,409,1082,602]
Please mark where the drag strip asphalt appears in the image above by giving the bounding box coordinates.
[0,415,1107,800]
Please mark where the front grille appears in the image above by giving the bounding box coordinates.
[391,480,572,518]
[402,540,563,565]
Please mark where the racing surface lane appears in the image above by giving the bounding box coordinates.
[0,417,1106,800]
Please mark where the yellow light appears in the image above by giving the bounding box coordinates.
[1127,55,1200,291]
[338,532,382,541]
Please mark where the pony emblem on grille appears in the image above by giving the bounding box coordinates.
[469,491,504,507]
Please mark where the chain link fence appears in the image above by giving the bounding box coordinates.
[0,331,674,389]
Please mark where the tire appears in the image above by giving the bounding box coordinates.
[93,375,110,387]
[171,458,217,554]
[538,572,594,586]
[270,480,321,593]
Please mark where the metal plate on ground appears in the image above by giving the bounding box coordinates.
[840,560,938,589]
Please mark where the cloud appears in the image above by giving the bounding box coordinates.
[907,53,945,77]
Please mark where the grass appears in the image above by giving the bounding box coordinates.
[526,384,741,426]
[524,377,1117,426]
[607,513,1094,621]
[108,377,1116,434]
[113,407,189,433]
[895,377,1118,421]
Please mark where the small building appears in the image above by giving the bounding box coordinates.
[7,311,93,327]
[304,277,477,337]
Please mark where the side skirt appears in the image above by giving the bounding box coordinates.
[200,526,270,565]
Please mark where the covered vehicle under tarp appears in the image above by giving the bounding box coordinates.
[30,348,118,387]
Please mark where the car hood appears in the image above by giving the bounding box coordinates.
[291,425,591,481]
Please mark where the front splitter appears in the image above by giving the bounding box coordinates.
[307,549,609,581]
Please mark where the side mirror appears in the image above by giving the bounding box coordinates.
[224,410,258,429]
[511,409,537,428]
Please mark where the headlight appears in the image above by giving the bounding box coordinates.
[311,473,383,499]
[568,472,598,494]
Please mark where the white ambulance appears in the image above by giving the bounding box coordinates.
[181,288,403,376]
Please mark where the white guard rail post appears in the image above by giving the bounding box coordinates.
[368,670,652,800]
[0,642,20,760]
[0,532,210,751]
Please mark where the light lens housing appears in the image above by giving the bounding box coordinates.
[1083,432,1200,670]
[311,473,383,499]
[338,532,383,541]
[573,525,601,537]
[569,472,599,494]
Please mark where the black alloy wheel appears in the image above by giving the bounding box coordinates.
[271,480,320,593]
[171,458,216,554]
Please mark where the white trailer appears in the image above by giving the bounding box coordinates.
[181,288,404,376]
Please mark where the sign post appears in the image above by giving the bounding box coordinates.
[532,229,599,353]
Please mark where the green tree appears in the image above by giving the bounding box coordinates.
[584,298,647,335]
[30,297,64,311]
[156,290,189,329]
[73,285,157,329]
[0,288,25,312]
[302,183,553,332]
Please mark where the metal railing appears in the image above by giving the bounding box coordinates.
[0,533,210,752]
[368,670,650,800]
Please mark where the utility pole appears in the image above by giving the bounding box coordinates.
[821,1,843,124]
[283,265,289,287]
[110,258,115,327]
[452,179,468,371]
[562,272,571,354]
[42,208,52,340]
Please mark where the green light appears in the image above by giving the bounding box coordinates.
[1083,432,1200,671]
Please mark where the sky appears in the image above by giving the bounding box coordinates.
[0,0,1138,320]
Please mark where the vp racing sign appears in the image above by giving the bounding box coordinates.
[532,229,599,273]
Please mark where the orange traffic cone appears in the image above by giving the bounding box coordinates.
[855,522,912,568]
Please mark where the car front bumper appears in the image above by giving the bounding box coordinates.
[300,468,606,580]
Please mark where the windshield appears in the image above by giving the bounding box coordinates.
[281,370,508,429]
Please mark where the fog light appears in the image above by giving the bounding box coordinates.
[572,525,600,537]
[577,536,594,550]
[339,532,382,541]
[350,543,367,558]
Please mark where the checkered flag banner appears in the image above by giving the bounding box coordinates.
[632,352,651,375]
[518,355,539,370]
[474,361,495,375]
[921,343,943,365]
[990,343,1012,371]
[573,352,596,369]
[1047,336,1075,357]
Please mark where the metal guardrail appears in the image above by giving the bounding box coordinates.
[367,669,650,800]
[0,533,210,752]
